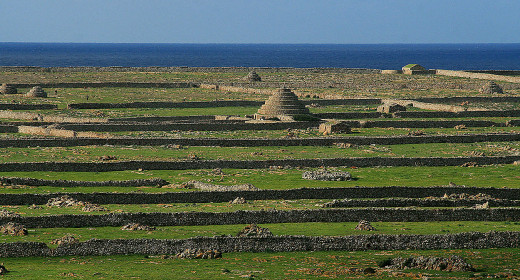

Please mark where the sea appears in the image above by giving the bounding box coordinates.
[1,43,520,70]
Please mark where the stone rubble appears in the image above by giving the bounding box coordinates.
[355,220,376,231]
[0,209,20,218]
[182,181,259,191]
[381,255,474,272]
[0,222,28,236]
[46,195,107,212]
[229,197,247,204]
[237,224,274,237]
[302,170,352,181]
[120,223,156,231]
[50,235,79,245]
[175,248,222,259]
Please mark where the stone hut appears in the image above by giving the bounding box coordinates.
[26,86,47,98]
[319,121,351,134]
[245,71,261,82]
[255,88,311,120]
[377,103,407,114]
[0,83,17,94]
[402,64,428,75]
[479,81,503,94]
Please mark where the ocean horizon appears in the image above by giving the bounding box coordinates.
[1,42,520,70]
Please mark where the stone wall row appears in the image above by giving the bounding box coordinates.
[0,156,518,172]
[0,177,168,187]
[323,198,520,208]
[1,186,519,205]
[67,99,381,109]
[57,121,321,132]
[51,119,513,132]
[1,231,518,258]
[0,66,379,73]
[9,82,195,88]
[0,133,519,148]
[435,69,520,84]
[65,97,520,110]
[2,208,520,229]
[0,104,57,110]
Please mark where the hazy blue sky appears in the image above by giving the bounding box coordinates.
[1,0,519,44]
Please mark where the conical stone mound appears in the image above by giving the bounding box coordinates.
[0,83,17,94]
[256,88,310,119]
[479,81,503,94]
[26,86,47,98]
[245,71,261,82]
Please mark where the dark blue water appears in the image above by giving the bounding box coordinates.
[1,43,520,70]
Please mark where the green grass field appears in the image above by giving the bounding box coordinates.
[1,248,519,279]
[1,70,520,278]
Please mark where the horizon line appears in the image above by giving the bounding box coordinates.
[2,42,520,45]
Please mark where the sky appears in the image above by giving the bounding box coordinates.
[1,0,519,44]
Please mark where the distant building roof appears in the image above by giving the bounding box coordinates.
[402,64,426,71]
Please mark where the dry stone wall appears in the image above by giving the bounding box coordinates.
[1,133,520,148]
[436,69,520,83]
[0,110,107,123]
[1,231,518,258]
[58,121,321,132]
[0,66,379,73]
[2,208,520,228]
[323,198,520,208]
[0,156,518,172]
[0,177,167,187]
[394,110,520,118]
[0,104,57,110]
[1,186,519,205]
[17,126,107,138]
[11,82,194,88]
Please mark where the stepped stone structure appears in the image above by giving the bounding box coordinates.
[245,70,261,82]
[377,103,407,113]
[255,88,311,120]
[26,86,47,98]
[479,81,503,94]
[0,83,17,94]
[402,64,428,75]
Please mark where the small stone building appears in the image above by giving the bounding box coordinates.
[255,88,311,120]
[26,86,47,98]
[479,81,503,94]
[245,71,261,82]
[319,121,351,134]
[377,103,407,114]
[0,83,17,94]
[402,64,428,75]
